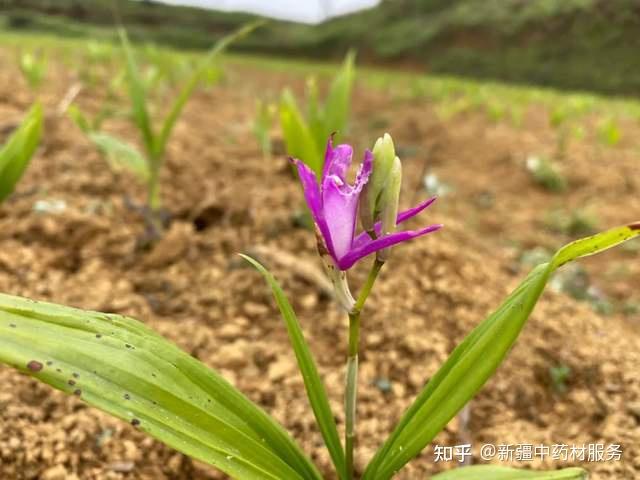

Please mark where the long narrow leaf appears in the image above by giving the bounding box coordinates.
[0,103,42,202]
[154,21,264,161]
[118,28,155,157]
[242,255,348,480]
[88,132,150,181]
[321,50,356,145]
[431,466,587,479]
[280,89,322,175]
[364,223,640,479]
[0,294,322,480]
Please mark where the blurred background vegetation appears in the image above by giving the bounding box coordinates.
[2,0,640,96]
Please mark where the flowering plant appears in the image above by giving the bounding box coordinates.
[0,133,637,479]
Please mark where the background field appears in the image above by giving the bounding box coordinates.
[3,0,640,94]
[0,2,639,479]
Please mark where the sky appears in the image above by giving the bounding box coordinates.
[138,0,381,24]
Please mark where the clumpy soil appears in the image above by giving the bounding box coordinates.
[0,50,639,480]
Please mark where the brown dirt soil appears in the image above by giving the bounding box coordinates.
[0,51,639,480]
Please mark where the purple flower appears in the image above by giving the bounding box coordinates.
[292,137,442,270]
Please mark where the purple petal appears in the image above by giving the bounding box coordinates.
[322,137,353,183]
[353,196,438,249]
[322,177,360,260]
[320,149,373,260]
[337,224,443,270]
[291,158,336,258]
[354,150,373,191]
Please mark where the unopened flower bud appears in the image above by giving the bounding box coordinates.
[377,156,402,262]
[361,133,396,233]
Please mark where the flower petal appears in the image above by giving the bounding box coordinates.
[322,137,353,183]
[321,149,373,260]
[337,223,443,270]
[322,177,360,260]
[353,196,438,249]
[291,157,336,257]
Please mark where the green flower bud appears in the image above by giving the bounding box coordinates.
[361,133,396,232]
[377,156,402,262]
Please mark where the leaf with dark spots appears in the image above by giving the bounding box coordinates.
[0,292,326,480]
[27,360,43,372]
[68,379,76,386]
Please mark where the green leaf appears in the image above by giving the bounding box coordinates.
[19,51,47,90]
[280,89,322,176]
[0,293,321,480]
[242,255,348,480]
[0,103,43,203]
[254,99,274,157]
[67,105,91,134]
[88,132,150,181]
[431,466,587,479]
[154,20,264,162]
[321,50,356,144]
[364,223,640,479]
[118,28,155,157]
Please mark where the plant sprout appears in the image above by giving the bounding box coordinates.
[75,22,261,237]
[254,99,276,158]
[1,130,637,479]
[525,154,567,192]
[0,103,43,203]
[18,50,47,90]
[280,51,355,176]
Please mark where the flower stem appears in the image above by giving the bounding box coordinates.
[345,259,384,480]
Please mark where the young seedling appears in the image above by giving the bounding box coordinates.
[18,50,47,91]
[0,103,43,204]
[1,132,636,480]
[76,22,261,239]
[549,364,572,395]
[253,99,276,159]
[597,117,622,147]
[279,51,356,176]
[525,154,567,192]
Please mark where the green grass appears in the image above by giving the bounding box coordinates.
[5,27,640,132]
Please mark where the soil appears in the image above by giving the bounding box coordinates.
[0,50,639,480]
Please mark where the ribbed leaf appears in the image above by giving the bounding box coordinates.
[431,466,587,479]
[0,294,321,480]
[321,50,356,145]
[88,132,150,181]
[118,28,155,157]
[242,255,348,480]
[0,103,42,203]
[364,223,639,479]
[280,89,322,176]
[67,105,91,134]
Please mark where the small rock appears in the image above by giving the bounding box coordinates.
[243,302,269,318]
[143,222,192,268]
[108,461,135,473]
[217,340,251,369]
[268,357,294,382]
[41,465,68,480]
